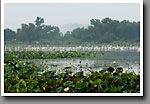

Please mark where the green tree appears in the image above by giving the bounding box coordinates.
[35,17,44,27]
[4,29,16,41]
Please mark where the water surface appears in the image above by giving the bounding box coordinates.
[25,50,140,74]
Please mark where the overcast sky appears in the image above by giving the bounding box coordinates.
[4,3,140,33]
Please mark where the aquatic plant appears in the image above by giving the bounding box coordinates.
[4,55,140,93]
[4,51,96,59]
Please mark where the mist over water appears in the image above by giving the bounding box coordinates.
[4,3,140,32]
[59,23,88,34]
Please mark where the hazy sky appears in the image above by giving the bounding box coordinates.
[4,3,140,33]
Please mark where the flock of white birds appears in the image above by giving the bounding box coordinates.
[5,45,140,52]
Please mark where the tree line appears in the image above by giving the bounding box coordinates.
[4,17,140,44]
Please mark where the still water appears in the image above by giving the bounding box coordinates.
[26,50,140,74]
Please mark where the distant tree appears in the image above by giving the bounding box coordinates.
[5,17,139,43]
[15,17,61,42]
[64,17,140,43]
[42,25,60,40]
[16,23,38,42]
[35,17,44,27]
[4,29,16,41]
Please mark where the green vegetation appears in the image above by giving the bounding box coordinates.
[4,51,140,93]
[4,16,140,93]
[4,51,96,60]
[4,17,140,44]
